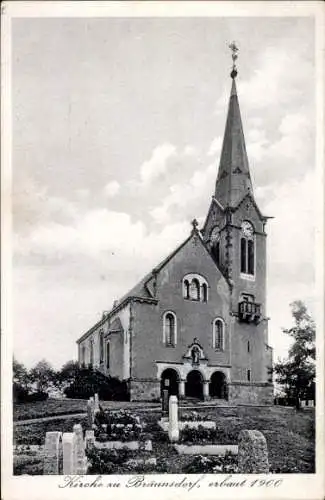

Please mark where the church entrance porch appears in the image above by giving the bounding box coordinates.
[209,370,228,400]
[160,368,179,398]
[185,370,204,400]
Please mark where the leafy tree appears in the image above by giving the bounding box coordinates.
[29,359,56,393]
[57,360,80,388]
[274,300,315,409]
[13,358,31,391]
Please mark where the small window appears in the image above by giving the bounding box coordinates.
[247,341,250,353]
[163,312,177,346]
[247,369,251,382]
[213,319,225,350]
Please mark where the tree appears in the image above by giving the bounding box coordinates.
[13,358,31,391]
[57,360,80,389]
[29,359,56,393]
[274,300,315,409]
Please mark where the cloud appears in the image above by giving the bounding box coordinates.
[103,180,120,198]
[139,143,176,186]
[150,163,216,225]
[207,136,222,157]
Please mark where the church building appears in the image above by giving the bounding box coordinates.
[77,48,274,404]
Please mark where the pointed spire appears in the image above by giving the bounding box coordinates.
[215,43,253,208]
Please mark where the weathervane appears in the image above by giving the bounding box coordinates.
[229,41,239,79]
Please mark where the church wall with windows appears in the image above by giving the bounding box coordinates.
[129,233,231,401]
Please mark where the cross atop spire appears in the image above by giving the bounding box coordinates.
[229,41,239,79]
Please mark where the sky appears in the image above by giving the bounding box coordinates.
[11,16,317,369]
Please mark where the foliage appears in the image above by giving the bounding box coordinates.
[56,360,80,388]
[180,410,210,422]
[179,424,237,444]
[63,368,129,400]
[274,301,316,408]
[93,408,144,442]
[29,359,56,393]
[183,452,238,474]
[86,447,133,474]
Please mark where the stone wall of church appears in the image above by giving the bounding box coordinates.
[228,382,273,405]
[129,379,161,401]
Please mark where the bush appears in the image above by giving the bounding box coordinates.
[183,452,238,474]
[63,368,129,401]
[13,383,48,403]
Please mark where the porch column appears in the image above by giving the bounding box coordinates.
[203,380,210,400]
[178,379,185,398]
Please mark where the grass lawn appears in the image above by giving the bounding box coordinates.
[13,399,87,421]
[13,405,315,474]
[13,399,160,421]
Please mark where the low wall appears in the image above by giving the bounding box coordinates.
[229,383,273,405]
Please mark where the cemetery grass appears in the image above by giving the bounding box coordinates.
[13,406,315,474]
[13,399,160,421]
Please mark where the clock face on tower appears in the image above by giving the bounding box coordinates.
[210,226,220,243]
[241,221,254,238]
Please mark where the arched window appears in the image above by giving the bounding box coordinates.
[213,319,225,350]
[99,330,104,363]
[240,238,247,273]
[190,279,200,301]
[81,345,86,367]
[89,339,94,367]
[183,280,190,299]
[163,312,177,346]
[240,221,254,276]
[106,341,110,369]
[248,240,254,275]
[183,274,208,302]
[201,283,208,302]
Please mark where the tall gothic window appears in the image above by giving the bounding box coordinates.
[213,318,225,350]
[163,311,177,346]
[240,221,255,276]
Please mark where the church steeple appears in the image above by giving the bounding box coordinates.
[215,43,253,208]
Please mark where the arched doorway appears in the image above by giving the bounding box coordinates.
[185,370,203,399]
[161,368,179,398]
[209,371,228,399]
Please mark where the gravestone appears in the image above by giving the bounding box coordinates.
[94,393,100,412]
[162,389,169,417]
[43,431,62,475]
[87,397,95,428]
[62,433,74,474]
[73,424,88,474]
[238,430,269,473]
[85,430,95,448]
[168,395,179,442]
